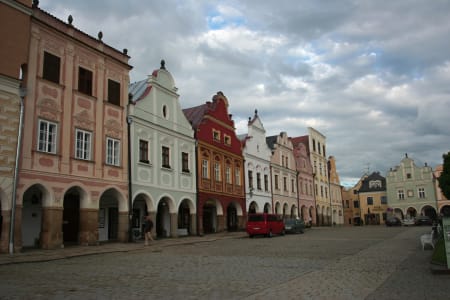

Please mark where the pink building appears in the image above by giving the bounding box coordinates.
[13,4,132,251]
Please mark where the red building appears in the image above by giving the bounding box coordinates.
[183,92,246,234]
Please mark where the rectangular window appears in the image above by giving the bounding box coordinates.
[418,188,426,198]
[381,196,387,204]
[235,168,241,186]
[256,173,261,190]
[202,159,209,179]
[367,197,373,205]
[182,152,189,172]
[274,175,279,190]
[162,146,170,168]
[213,129,220,142]
[139,140,149,163]
[398,190,405,200]
[248,170,253,189]
[75,129,91,160]
[224,134,231,146]
[345,200,350,208]
[291,179,295,193]
[264,174,269,192]
[283,177,287,191]
[353,200,359,208]
[38,120,57,153]
[43,51,60,84]
[106,137,120,166]
[226,166,231,183]
[108,79,121,106]
[214,162,221,182]
[78,66,93,96]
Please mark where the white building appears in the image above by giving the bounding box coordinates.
[128,61,197,239]
[239,110,273,214]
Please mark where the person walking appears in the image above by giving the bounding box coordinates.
[144,215,154,246]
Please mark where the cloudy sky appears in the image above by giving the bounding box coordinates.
[41,0,450,186]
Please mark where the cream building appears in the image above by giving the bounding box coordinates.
[328,156,344,225]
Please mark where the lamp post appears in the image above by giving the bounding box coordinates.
[9,86,26,254]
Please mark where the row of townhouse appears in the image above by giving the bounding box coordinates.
[0,1,344,253]
[343,154,450,226]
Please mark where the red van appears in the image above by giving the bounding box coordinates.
[246,213,285,238]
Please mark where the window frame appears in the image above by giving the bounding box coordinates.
[37,119,57,154]
[202,159,209,179]
[42,51,60,84]
[75,128,92,160]
[107,79,121,106]
[78,66,93,96]
[162,146,170,169]
[106,137,120,166]
[139,139,149,164]
[182,152,189,173]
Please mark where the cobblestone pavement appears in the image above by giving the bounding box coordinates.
[0,226,448,299]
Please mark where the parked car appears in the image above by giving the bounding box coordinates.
[284,219,305,234]
[401,218,415,226]
[246,213,285,238]
[414,215,433,226]
[385,216,402,226]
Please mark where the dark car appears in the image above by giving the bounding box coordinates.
[284,219,305,234]
[414,215,433,226]
[385,216,402,226]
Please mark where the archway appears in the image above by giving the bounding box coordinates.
[98,189,119,242]
[22,185,45,248]
[421,205,437,220]
[406,207,417,219]
[275,202,281,216]
[282,203,288,219]
[227,203,238,231]
[290,205,297,219]
[441,205,450,217]
[393,208,404,219]
[156,198,171,238]
[63,187,81,245]
[203,200,217,234]
[132,194,148,240]
[263,203,270,213]
[248,201,258,214]
[178,199,191,235]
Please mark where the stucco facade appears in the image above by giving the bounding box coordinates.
[358,172,388,225]
[291,136,316,225]
[240,110,272,214]
[434,164,450,217]
[14,4,131,251]
[386,154,437,220]
[183,92,246,234]
[266,132,298,219]
[328,156,344,225]
[128,61,197,239]
[0,0,31,253]
[342,179,364,226]
[307,127,330,225]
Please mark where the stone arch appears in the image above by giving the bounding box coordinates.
[62,185,88,245]
[263,202,271,213]
[420,205,437,219]
[178,198,196,236]
[406,207,417,219]
[248,201,258,214]
[290,204,298,218]
[156,195,176,238]
[275,202,281,216]
[393,208,404,219]
[440,205,450,217]
[98,188,125,242]
[282,203,289,218]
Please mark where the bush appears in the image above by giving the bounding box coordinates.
[431,237,447,266]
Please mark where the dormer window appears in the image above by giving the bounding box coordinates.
[213,129,220,142]
[369,180,382,189]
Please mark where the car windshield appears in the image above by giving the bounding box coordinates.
[285,219,296,225]
[248,215,264,222]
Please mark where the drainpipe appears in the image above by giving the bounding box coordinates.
[9,86,26,255]
[126,97,133,243]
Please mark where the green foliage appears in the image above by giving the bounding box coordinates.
[438,152,450,200]
[431,237,447,266]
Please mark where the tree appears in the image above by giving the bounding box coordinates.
[438,151,450,200]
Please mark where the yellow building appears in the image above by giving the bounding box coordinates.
[358,172,388,225]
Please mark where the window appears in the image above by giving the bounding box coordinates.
[224,135,231,146]
[381,196,387,204]
[369,180,382,189]
[75,129,91,160]
[139,140,149,163]
[235,167,241,186]
[291,179,295,193]
[345,200,350,208]
[406,173,412,179]
[312,139,316,152]
[256,173,261,190]
[285,157,288,168]
[214,162,221,182]
[367,197,373,205]
[407,190,414,197]
[226,165,231,183]
[418,188,426,198]
[107,79,121,106]
[274,175,279,190]
[354,200,360,208]
[283,177,287,191]
[320,186,324,197]
[38,120,57,153]
[202,159,209,178]
[162,105,168,119]
[182,152,189,172]
[281,155,285,167]
[318,142,321,154]
[78,67,93,95]
[398,190,405,200]
[325,187,328,198]
[43,51,60,84]
[162,146,170,168]
[213,129,220,142]
[323,145,326,157]
[248,170,253,189]
[106,137,120,166]
[264,174,269,192]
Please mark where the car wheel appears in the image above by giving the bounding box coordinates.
[281,229,285,236]
[267,231,273,238]
[249,235,254,238]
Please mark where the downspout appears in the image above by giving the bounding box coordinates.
[126,96,133,242]
[9,86,26,254]
[194,140,200,236]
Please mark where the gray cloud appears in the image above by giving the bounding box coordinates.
[41,0,450,186]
